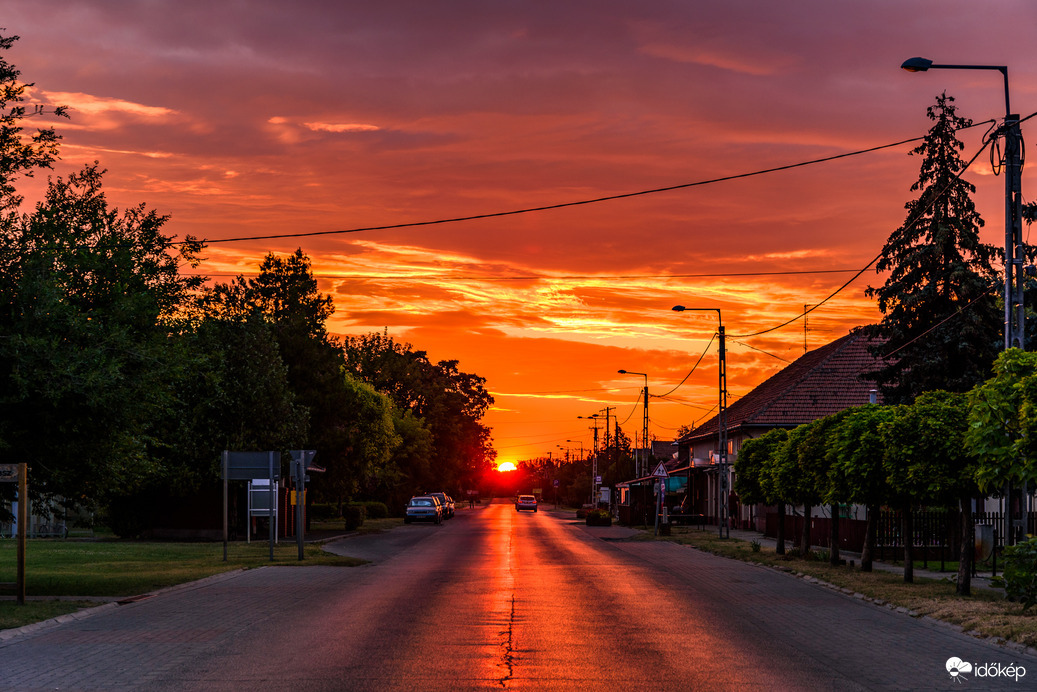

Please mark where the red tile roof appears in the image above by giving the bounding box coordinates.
[681,329,885,443]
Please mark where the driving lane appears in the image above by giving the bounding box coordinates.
[3,501,1036,690]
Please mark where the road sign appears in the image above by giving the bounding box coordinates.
[652,463,669,478]
[224,451,280,481]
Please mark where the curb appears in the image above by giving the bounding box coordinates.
[672,536,1037,658]
[0,568,247,645]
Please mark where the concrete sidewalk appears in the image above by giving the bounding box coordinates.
[551,506,1004,592]
[724,526,1004,591]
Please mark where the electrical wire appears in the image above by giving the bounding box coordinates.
[190,134,938,246]
[729,115,1011,340]
[187,267,863,282]
[730,338,792,363]
[651,395,716,412]
[881,278,1001,359]
[655,332,716,398]
[617,389,643,427]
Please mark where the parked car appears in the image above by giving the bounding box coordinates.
[515,495,538,513]
[428,492,455,519]
[405,496,443,524]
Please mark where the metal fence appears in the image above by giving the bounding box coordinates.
[873,509,1037,575]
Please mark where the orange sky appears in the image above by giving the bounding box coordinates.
[7,1,1037,466]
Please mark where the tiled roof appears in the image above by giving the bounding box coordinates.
[681,329,885,443]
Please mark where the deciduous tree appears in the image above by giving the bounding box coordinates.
[882,390,974,587]
[737,428,789,554]
[827,405,895,572]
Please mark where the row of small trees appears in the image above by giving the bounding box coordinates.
[735,349,1037,595]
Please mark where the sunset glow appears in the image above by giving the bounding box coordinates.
[6,1,1035,467]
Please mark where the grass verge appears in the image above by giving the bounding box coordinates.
[0,537,368,631]
[309,517,403,535]
[660,527,1037,649]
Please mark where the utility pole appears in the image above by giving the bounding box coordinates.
[803,304,809,354]
[579,414,602,505]
[718,324,729,538]
[902,57,1028,544]
[642,381,650,478]
[601,406,614,503]
[672,306,728,538]
[591,422,599,504]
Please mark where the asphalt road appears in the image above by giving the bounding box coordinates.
[2,502,1036,690]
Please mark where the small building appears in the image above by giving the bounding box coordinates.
[675,328,885,531]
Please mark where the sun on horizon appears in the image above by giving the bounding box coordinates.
[496,461,517,472]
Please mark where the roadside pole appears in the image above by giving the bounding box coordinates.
[17,463,26,604]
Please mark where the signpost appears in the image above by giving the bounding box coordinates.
[223,451,280,562]
[1,463,26,604]
[652,463,669,537]
[290,450,319,561]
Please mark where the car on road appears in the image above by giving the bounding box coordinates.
[405,496,443,524]
[515,495,538,512]
[428,492,455,519]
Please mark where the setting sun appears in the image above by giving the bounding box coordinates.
[496,462,517,472]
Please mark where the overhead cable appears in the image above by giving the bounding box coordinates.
[193,134,939,246]
[729,121,1005,340]
[655,332,716,398]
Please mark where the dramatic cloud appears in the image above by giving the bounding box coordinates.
[6,0,1035,464]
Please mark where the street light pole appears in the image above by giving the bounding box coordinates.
[618,370,649,478]
[672,306,728,538]
[901,57,1024,351]
[902,57,1027,542]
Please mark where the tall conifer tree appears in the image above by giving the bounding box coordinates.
[866,93,1001,404]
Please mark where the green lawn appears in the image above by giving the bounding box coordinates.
[0,537,369,631]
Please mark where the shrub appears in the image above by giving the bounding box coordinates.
[992,537,1037,610]
[586,509,612,527]
[750,539,762,553]
[344,505,366,531]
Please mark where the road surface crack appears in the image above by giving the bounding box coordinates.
[499,593,515,687]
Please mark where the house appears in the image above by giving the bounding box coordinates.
[675,328,885,531]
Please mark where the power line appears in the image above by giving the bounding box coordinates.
[187,268,863,282]
[730,338,792,363]
[729,117,1009,340]
[191,134,933,246]
[655,332,716,398]
[617,389,643,427]
[881,278,1001,359]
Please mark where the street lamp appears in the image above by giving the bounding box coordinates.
[900,57,1024,352]
[618,369,650,479]
[672,306,728,538]
[902,56,1027,543]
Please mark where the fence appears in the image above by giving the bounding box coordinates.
[873,510,955,571]
[762,507,1037,574]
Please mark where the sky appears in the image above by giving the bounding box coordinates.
[6,1,1037,467]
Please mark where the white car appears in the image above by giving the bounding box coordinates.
[515,495,538,513]
[405,496,443,524]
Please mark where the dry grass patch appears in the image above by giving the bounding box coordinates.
[661,527,1037,650]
